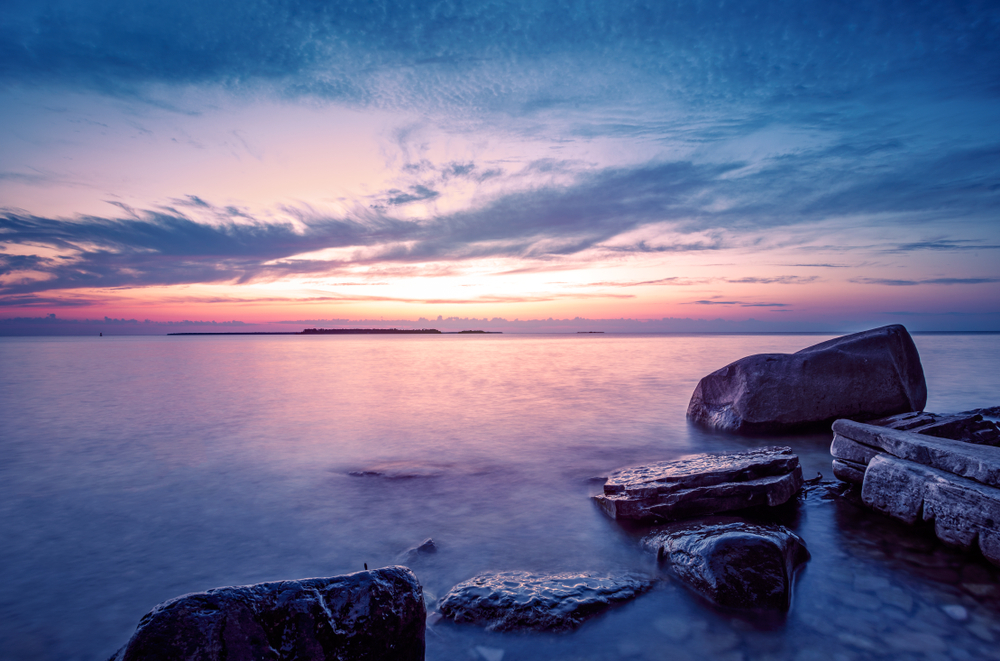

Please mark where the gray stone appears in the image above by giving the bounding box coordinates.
[642,520,809,611]
[110,567,425,661]
[831,459,866,484]
[834,419,1000,488]
[860,454,1000,565]
[594,447,803,523]
[437,570,654,632]
[872,410,1000,446]
[687,325,926,434]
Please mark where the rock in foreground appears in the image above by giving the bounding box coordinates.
[643,519,809,611]
[831,417,1000,566]
[111,566,425,661]
[687,324,926,434]
[437,571,654,632]
[594,447,803,523]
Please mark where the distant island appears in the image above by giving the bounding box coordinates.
[168,328,501,336]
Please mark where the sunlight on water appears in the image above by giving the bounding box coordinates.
[1,333,999,660]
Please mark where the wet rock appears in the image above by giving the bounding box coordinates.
[833,418,1000,486]
[872,410,1000,446]
[594,447,803,523]
[398,538,437,564]
[642,519,810,611]
[110,566,425,661]
[437,570,654,632]
[687,325,926,434]
[861,453,1000,566]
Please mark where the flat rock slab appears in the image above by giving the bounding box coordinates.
[870,410,1000,446]
[687,324,926,434]
[594,447,803,523]
[832,419,1000,488]
[110,567,425,661]
[861,454,1000,566]
[642,519,809,611]
[437,571,655,632]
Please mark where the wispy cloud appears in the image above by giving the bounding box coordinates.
[851,277,1000,286]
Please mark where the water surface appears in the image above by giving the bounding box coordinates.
[1,333,999,660]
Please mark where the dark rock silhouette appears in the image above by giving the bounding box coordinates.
[109,566,424,661]
[643,519,809,611]
[437,570,654,632]
[687,324,926,434]
[593,447,803,523]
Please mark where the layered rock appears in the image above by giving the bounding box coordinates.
[687,325,926,434]
[437,571,654,632]
[110,566,425,661]
[594,447,803,523]
[832,417,1000,566]
[642,519,809,611]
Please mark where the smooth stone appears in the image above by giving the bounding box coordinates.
[595,447,803,523]
[437,571,655,632]
[860,454,1000,565]
[687,325,926,434]
[109,566,425,661]
[834,419,1000,488]
[642,519,809,611]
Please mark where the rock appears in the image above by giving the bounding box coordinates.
[437,570,654,632]
[833,419,1000,487]
[642,519,809,611]
[398,538,437,564]
[687,325,926,434]
[860,454,1000,566]
[871,410,1000,446]
[594,447,803,523]
[110,566,425,661]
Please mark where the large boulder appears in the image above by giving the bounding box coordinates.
[593,447,803,523]
[687,324,926,434]
[642,519,810,611]
[437,570,654,632]
[110,566,425,661]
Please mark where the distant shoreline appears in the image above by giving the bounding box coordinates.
[167,328,502,336]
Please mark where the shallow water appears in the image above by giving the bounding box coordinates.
[1,333,998,660]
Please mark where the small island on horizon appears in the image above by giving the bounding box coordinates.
[167,328,502,336]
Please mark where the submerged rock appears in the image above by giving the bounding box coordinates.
[594,447,803,523]
[687,324,926,434]
[437,570,655,632]
[398,538,437,564]
[110,566,425,661]
[643,519,809,611]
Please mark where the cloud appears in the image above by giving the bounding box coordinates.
[851,277,1000,286]
[2,0,997,120]
[686,300,789,307]
[2,138,998,298]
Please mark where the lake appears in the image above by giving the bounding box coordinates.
[1,332,999,660]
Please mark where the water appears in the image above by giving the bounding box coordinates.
[1,333,998,661]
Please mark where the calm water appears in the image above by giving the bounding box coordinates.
[1,333,999,661]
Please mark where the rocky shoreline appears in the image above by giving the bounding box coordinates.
[109,325,1000,660]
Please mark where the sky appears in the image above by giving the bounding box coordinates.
[1,0,999,333]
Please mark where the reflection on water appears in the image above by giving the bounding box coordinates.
[0,333,998,660]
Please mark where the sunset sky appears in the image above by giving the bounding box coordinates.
[2,0,998,332]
